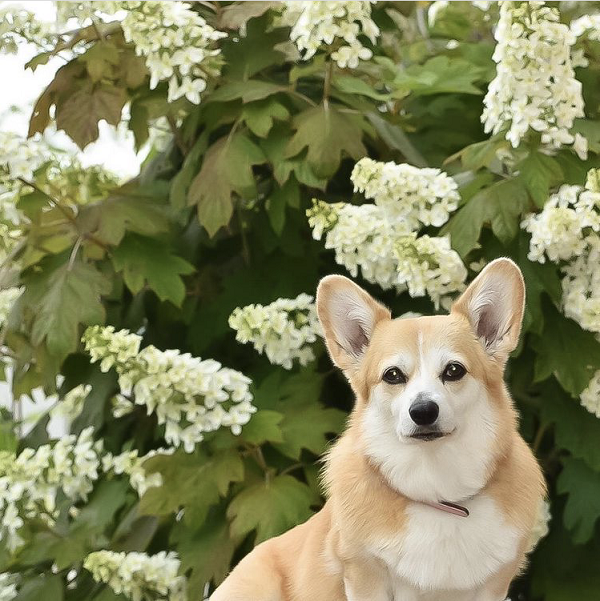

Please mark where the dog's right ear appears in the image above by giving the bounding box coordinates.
[316,275,391,372]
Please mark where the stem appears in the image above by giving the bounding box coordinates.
[532,422,548,454]
[167,115,188,156]
[323,60,334,107]
[237,204,250,265]
[288,89,317,107]
[280,463,304,476]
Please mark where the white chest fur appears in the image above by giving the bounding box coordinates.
[371,495,520,597]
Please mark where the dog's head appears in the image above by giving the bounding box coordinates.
[317,259,524,501]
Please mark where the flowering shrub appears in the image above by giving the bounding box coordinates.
[1,1,600,599]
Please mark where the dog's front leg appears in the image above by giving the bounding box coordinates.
[342,557,392,601]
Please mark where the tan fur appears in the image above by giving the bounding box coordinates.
[211,260,546,601]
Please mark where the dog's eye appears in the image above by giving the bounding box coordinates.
[382,367,407,385]
[442,362,467,382]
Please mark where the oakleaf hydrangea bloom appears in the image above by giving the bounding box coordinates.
[84,550,187,601]
[0,573,18,601]
[308,158,466,307]
[50,384,92,422]
[561,234,600,334]
[279,1,379,69]
[351,158,461,233]
[482,1,586,155]
[229,294,321,369]
[308,200,400,290]
[527,499,551,552]
[571,13,600,42]
[521,184,600,263]
[580,369,600,418]
[0,428,102,551]
[121,2,226,104]
[394,234,468,306]
[102,448,171,497]
[83,326,256,451]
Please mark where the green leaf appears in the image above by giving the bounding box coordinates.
[243,98,289,138]
[367,113,428,168]
[541,384,600,472]
[56,83,128,149]
[266,179,299,235]
[333,76,390,101]
[442,178,529,257]
[78,191,170,248]
[446,138,504,172]
[209,80,287,104]
[139,450,244,524]
[15,575,63,601]
[286,105,366,178]
[518,152,563,208]
[391,56,484,97]
[227,475,314,543]
[532,302,600,396]
[557,458,600,544]
[240,410,284,446]
[172,506,238,591]
[22,257,111,360]
[111,234,194,306]
[218,1,279,30]
[188,133,266,237]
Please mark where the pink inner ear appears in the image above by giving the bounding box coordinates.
[346,319,369,355]
[477,307,500,347]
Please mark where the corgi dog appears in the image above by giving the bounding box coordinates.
[211,258,545,601]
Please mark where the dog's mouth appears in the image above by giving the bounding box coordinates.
[409,429,448,442]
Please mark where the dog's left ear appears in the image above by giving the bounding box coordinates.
[451,258,525,363]
[316,275,391,372]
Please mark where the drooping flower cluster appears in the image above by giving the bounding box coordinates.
[527,499,551,552]
[278,1,379,69]
[50,384,92,422]
[83,550,187,601]
[121,2,226,104]
[0,573,18,601]
[0,428,102,551]
[581,369,600,418]
[83,326,256,452]
[394,234,468,302]
[0,5,57,54]
[308,159,467,308]
[521,184,600,264]
[102,448,171,497]
[482,1,586,155]
[351,158,461,232]
[229,294,321,369]
[571,13,600,42]
[561,234,600,334]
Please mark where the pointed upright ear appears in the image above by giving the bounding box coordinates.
[451,258,525,363]
[316,275,391,372]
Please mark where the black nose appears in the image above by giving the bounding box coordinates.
[409,400,439,426]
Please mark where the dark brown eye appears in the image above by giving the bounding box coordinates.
[442,362,467,382]
[382,367,407,385]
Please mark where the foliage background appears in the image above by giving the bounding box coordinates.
[1,1,600,600]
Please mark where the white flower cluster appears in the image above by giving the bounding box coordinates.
[351,158,460,232]
[561,234,600,334]
[279,1,379,69]
[527,498,551,552]
[581,369,600,418]
[229,294,321,369]
[0,5,56,54]
[482,1,586,155]
[102,448,171,497]
[0,573,18,601]
[83,326,256,452]
[51,383,92,422]
[394,234,468,303]
[308,159,467,308]
[521,184,600,264]
[121,1,226,104]
[0,428,102,551]
[83,550,187,601]
[571,13,600,42]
